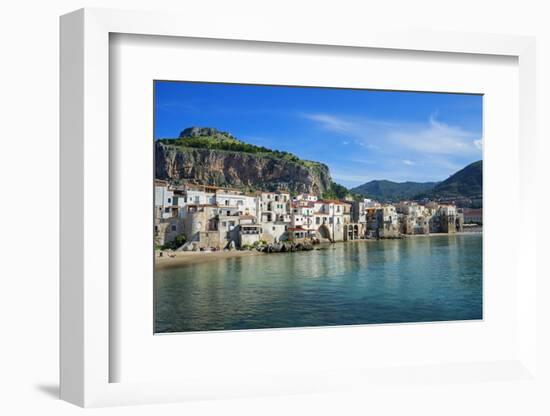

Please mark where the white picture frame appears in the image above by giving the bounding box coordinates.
[60,7,537,407]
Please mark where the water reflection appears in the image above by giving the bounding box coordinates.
[155,234,482,332]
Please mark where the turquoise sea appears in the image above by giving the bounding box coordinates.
[155,233,482,333]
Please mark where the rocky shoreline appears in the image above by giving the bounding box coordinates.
[249,240,316,253]
[156,230,483,269]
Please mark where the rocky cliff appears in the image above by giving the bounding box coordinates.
[155,131,332,195]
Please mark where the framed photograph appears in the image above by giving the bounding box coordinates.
[152,81,483,334]
[60,8,538,407]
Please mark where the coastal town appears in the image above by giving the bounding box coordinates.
[155,180,483,253]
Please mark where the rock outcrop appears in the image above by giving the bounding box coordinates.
[155,141,332,195]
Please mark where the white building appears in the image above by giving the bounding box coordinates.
[295,193,318,202]
[184,186,216,206]
[312,200,346,241]
[155,184,175,220]
[215,190,257,217]
[364,198,380,208]
[258,191,290,223]
[291,201,315,230]
[261,222,288,243]
[438,204,457,216]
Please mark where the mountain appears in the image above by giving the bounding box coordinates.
[350,160,482,201]
[155,127,333,195]
[350,180,438,201]
[428,160,482,198]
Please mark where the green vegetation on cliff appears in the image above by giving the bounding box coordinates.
[322,181,354,200]
[157,127,324,170]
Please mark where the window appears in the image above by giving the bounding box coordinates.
[222,221,227,227]
[171,225,177,231]
[167,198,171,204]
[316,217,320,225]
[225,200,229,206]
[164,208,170,213]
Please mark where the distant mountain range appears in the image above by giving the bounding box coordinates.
[350,160,482,201]
[428,160,482,198]
[350,180,439,201]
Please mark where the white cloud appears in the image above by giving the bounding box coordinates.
[304,114,358,133]
[303,112,482,158]
[389,116,480,156]
[474,139,483,150]
[303,112,482,185]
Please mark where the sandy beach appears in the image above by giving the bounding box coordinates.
[155,249,265,269]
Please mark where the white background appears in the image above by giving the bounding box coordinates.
[1,1,549,415]
[112,34,519,384]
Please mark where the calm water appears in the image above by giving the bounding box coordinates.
[155,234,482,333]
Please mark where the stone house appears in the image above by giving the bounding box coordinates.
[183,204,221,249]
[238,217,262,247]
[312,200,346,241]
[378,205,400,238]
[261,222,288,243]
[154,216,184,246]
[438,205,464,233]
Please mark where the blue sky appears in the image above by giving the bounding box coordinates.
[154,81,482,188]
